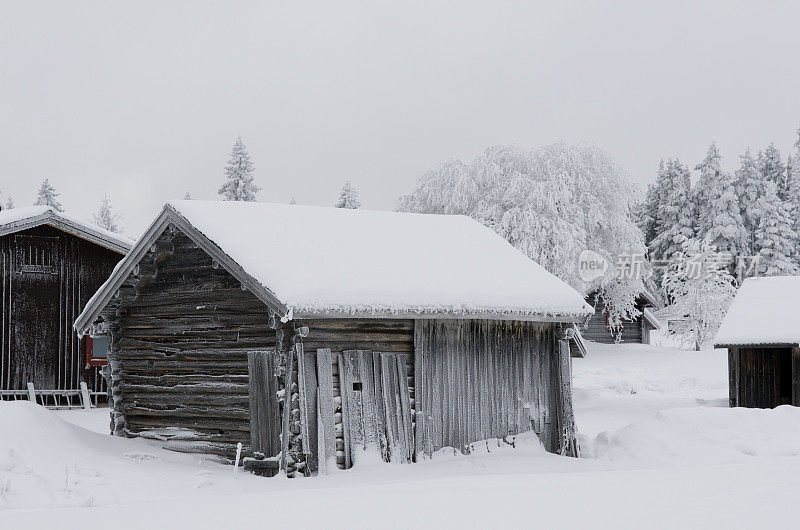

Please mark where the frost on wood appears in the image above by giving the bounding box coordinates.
[218,137,260,202]
[34,178,64,212]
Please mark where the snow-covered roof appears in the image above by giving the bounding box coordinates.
[642,308,662,331]
[0,206,132,253]
[714,276,800,347]
[76,201,592,332]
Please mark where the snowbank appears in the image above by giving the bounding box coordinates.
[589,406,800,465]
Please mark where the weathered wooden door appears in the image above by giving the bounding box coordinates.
[299,348,414,475]
[10,235,61,390]
[247,350,281,460]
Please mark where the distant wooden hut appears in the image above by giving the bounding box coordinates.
[715,276,800,409]
[579,290,661,345]
[0,206,131,405]
[75,201,592,476]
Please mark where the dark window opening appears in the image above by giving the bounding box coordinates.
[352,382,363,391]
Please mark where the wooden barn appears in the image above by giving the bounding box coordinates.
[0,206,131,405]
[75,201,593,476]
[579,289,661,345]
[715,276,800,409]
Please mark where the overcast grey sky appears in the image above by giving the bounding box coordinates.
[2,1,800,235]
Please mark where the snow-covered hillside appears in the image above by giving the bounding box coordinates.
[3,342,800,529]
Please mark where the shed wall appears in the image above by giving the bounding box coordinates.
[102,230,275,459]
[0,224,122,395]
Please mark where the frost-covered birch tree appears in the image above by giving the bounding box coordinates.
[754,180,798,276]
[662,241,737,351]
[694,144,748,257]
[34,178,64,212]
[219,137,260,201]
[398,143,647,324]
[92,195,122,233]
[335,181,361,209]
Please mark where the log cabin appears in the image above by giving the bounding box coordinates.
[579,289,661,346]
[715,276,800,409]
[75,201,593,476]
[0,206,131,405]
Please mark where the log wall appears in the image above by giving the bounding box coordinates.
[100,229,275,460]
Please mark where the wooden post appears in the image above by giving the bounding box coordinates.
[79,382,91,410]
[27,382,36,404]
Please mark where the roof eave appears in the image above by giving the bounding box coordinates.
[714,342,800,349]
[0,211,131,254]
[293,309,592,323]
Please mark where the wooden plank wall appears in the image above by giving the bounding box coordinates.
[102,229,275,460]
[414,319,574,456]
[293,319,415,472]
[733,347,793,408]
[0,225,121,396]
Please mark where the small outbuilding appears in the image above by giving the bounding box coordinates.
[580,289,661,346]
[75,201,593,476]
[0,206,131,404]
[715,276,800,409]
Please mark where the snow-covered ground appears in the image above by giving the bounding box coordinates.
[3,342,800,529]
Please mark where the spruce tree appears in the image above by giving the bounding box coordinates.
[218,137,260,201]
[734,149,764,254]
[758,143,788,200]
[787,129,800,268]
[649,159,695,262]
[754,180,798,276]
[694,144,748,257]
[5,197,13,209]
[34,178,64,212]
[335,181,361,209]
[92,195,122,233]
[183,192,192,200]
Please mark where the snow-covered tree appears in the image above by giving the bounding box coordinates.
[289,197,297,205]
[662,240,737,351]
[754,180,798,276]
[649,158,695,263]
[758,143,788,200]
[634,180,660,250]
[398,143,647,325]
[34,178,64,212]
[5,196,13,209]
[694,144,748,257]
[734,149,764,254]
[183,192,192,200]
[335,181,361,209]
[218,137,260,201]
[92,195,122,233]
